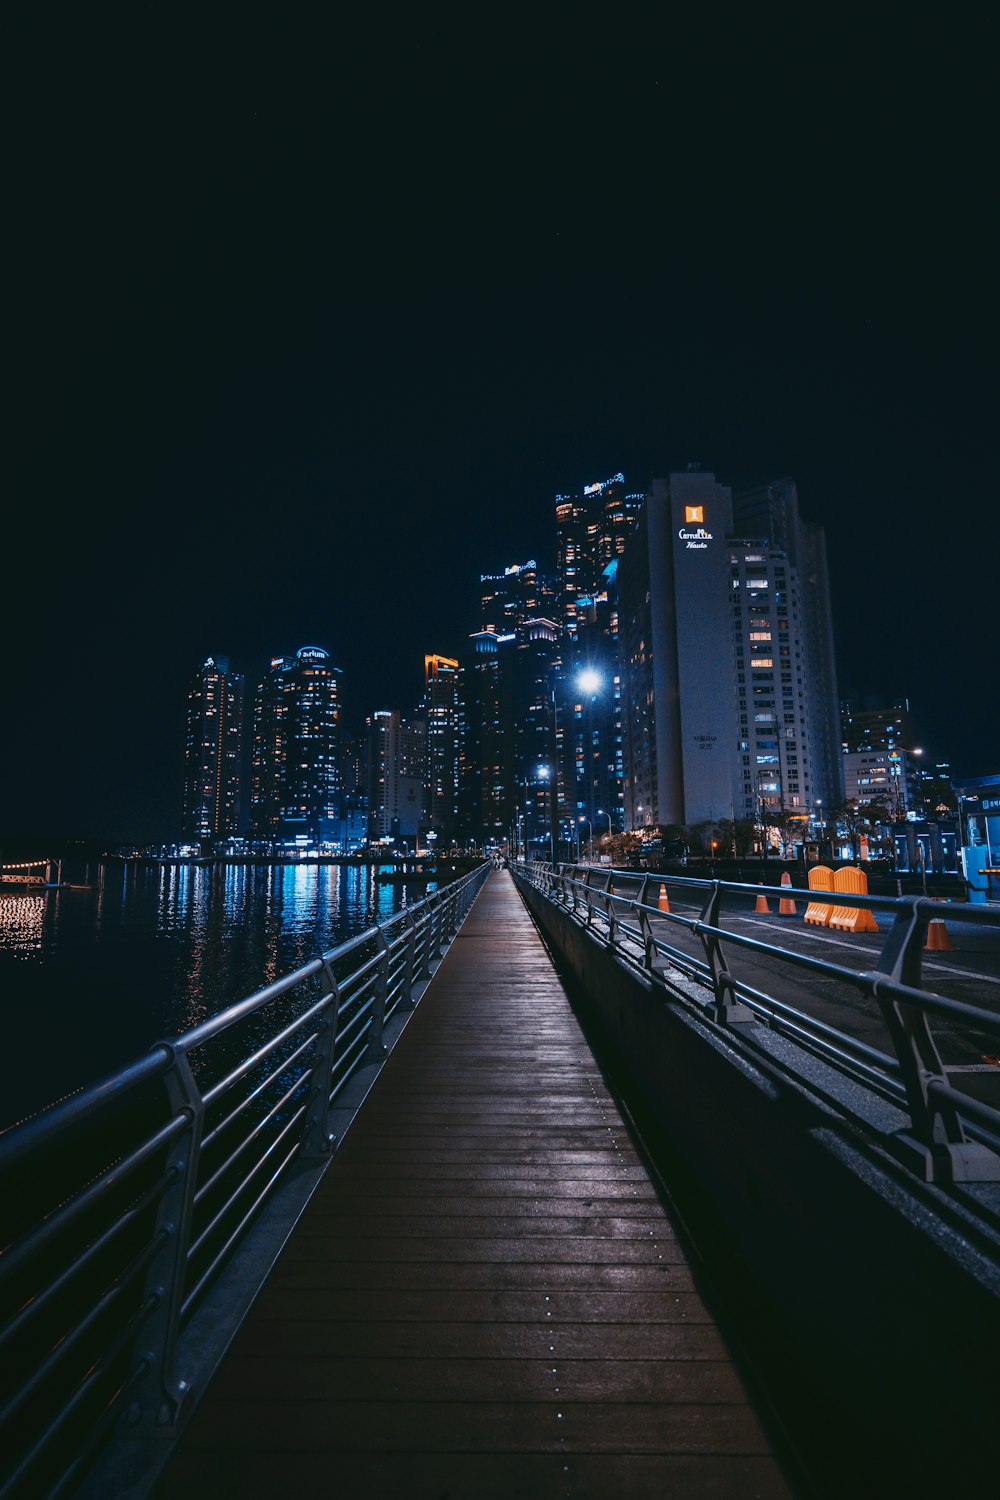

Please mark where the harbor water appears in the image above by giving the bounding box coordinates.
[0,861,435,1132]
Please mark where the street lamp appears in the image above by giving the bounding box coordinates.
[576,668,603,696]
[577,816,592,863]
[535,765,554,864]
[596,809,612,836]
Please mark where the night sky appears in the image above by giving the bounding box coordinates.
[7,39,997,846]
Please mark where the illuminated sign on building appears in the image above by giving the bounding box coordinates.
[582,472,625,496]
[678,526,715,549]
[685,506,704,524]
[297,647,329,662]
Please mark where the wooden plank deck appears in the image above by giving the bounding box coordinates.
[154,871,796,1499]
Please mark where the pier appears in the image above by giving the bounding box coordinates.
[5,863,1000,1499]
[152,872,792,1497]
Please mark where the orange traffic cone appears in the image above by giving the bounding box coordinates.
[925,919,957,952]
[658,883,671,913]
[779,872,797,916]
[755,885,771,914]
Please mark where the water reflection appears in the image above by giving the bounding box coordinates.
[0,893,48,955]
[0,860,431,1131]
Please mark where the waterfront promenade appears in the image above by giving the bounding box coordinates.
[153,871,795,1498]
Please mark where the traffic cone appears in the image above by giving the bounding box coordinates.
[779,872,797,916]
[755,885,771,914]
[925,919,957,952]
[658,883,671,913]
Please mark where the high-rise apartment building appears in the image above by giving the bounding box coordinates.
[424,654,461,845]
[841,698,919,816]
[552,475,640,841]
[841,698,915,755]
[249,646,342,843]
[733,478,843,807]
[619,473,737,830]
[365,709,402,843]
[555,472,643,639]
[618,471,841,837]
[459,632,510,849]
[180,655,245,842]
[480,559,558,640]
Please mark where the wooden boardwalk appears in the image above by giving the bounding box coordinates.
[155,871,795,1499]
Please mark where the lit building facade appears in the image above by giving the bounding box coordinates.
[249,646,342,844]
[424,654,461,845]
[843,748,914,814]
[733,478,843,808]
[552,474,639,842]
[181,655,245,842]
[620,473,738,830]
[555,472,643,639]
[728,540,814,823]
[365,709,402,843]
[480,559,557,640]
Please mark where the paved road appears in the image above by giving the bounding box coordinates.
[633,886,1000,1106]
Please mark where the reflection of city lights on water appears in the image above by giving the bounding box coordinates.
[1,857,434,1130]
[0,894,46,954]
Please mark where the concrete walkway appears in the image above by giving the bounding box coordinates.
[154,871,795,1499]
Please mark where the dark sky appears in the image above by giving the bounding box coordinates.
[6,38,997,845]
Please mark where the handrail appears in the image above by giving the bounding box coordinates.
[517,860,1000,1192]
[0,862,491,1500]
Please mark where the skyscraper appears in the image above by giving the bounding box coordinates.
[555,472,643,639]
[553,474,639,839]
[732,478,843,808]
[249,646,342,844]
[618,471,843,840]
[424,654,460,845]
[180,655,245,843]
[480,559,557,640]
[365,709,402,843]
[619,473,738,830]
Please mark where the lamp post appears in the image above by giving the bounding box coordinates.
[573,668,604,863]
[536,765,553,864]
[578,816,592,863]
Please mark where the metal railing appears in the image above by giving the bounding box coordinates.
[0,863,490,1500]
[517,862,1000,1193]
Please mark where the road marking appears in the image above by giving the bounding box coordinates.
[729,913,1000,988]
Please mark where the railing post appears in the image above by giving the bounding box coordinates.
[428,892,445,963]
[697,882,753,1025]
[301,955,342,1159]
[124,1047,204,1433]
[365,927,390,1061]
[413,900,433,981]
[636,877,655,970]
[398,908,418,1010]
[872,902,1000,1182]
[604,872,617,946]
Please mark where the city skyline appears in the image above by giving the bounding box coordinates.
[7,61,996,844]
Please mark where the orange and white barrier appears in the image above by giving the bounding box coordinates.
[827,866,879,933]
[658,884,671,913]
[755,885,771,914]
[804,865,834,926]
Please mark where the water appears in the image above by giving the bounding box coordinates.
[0,861,435,1132]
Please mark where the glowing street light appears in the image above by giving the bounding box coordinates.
[576,668,603,696]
